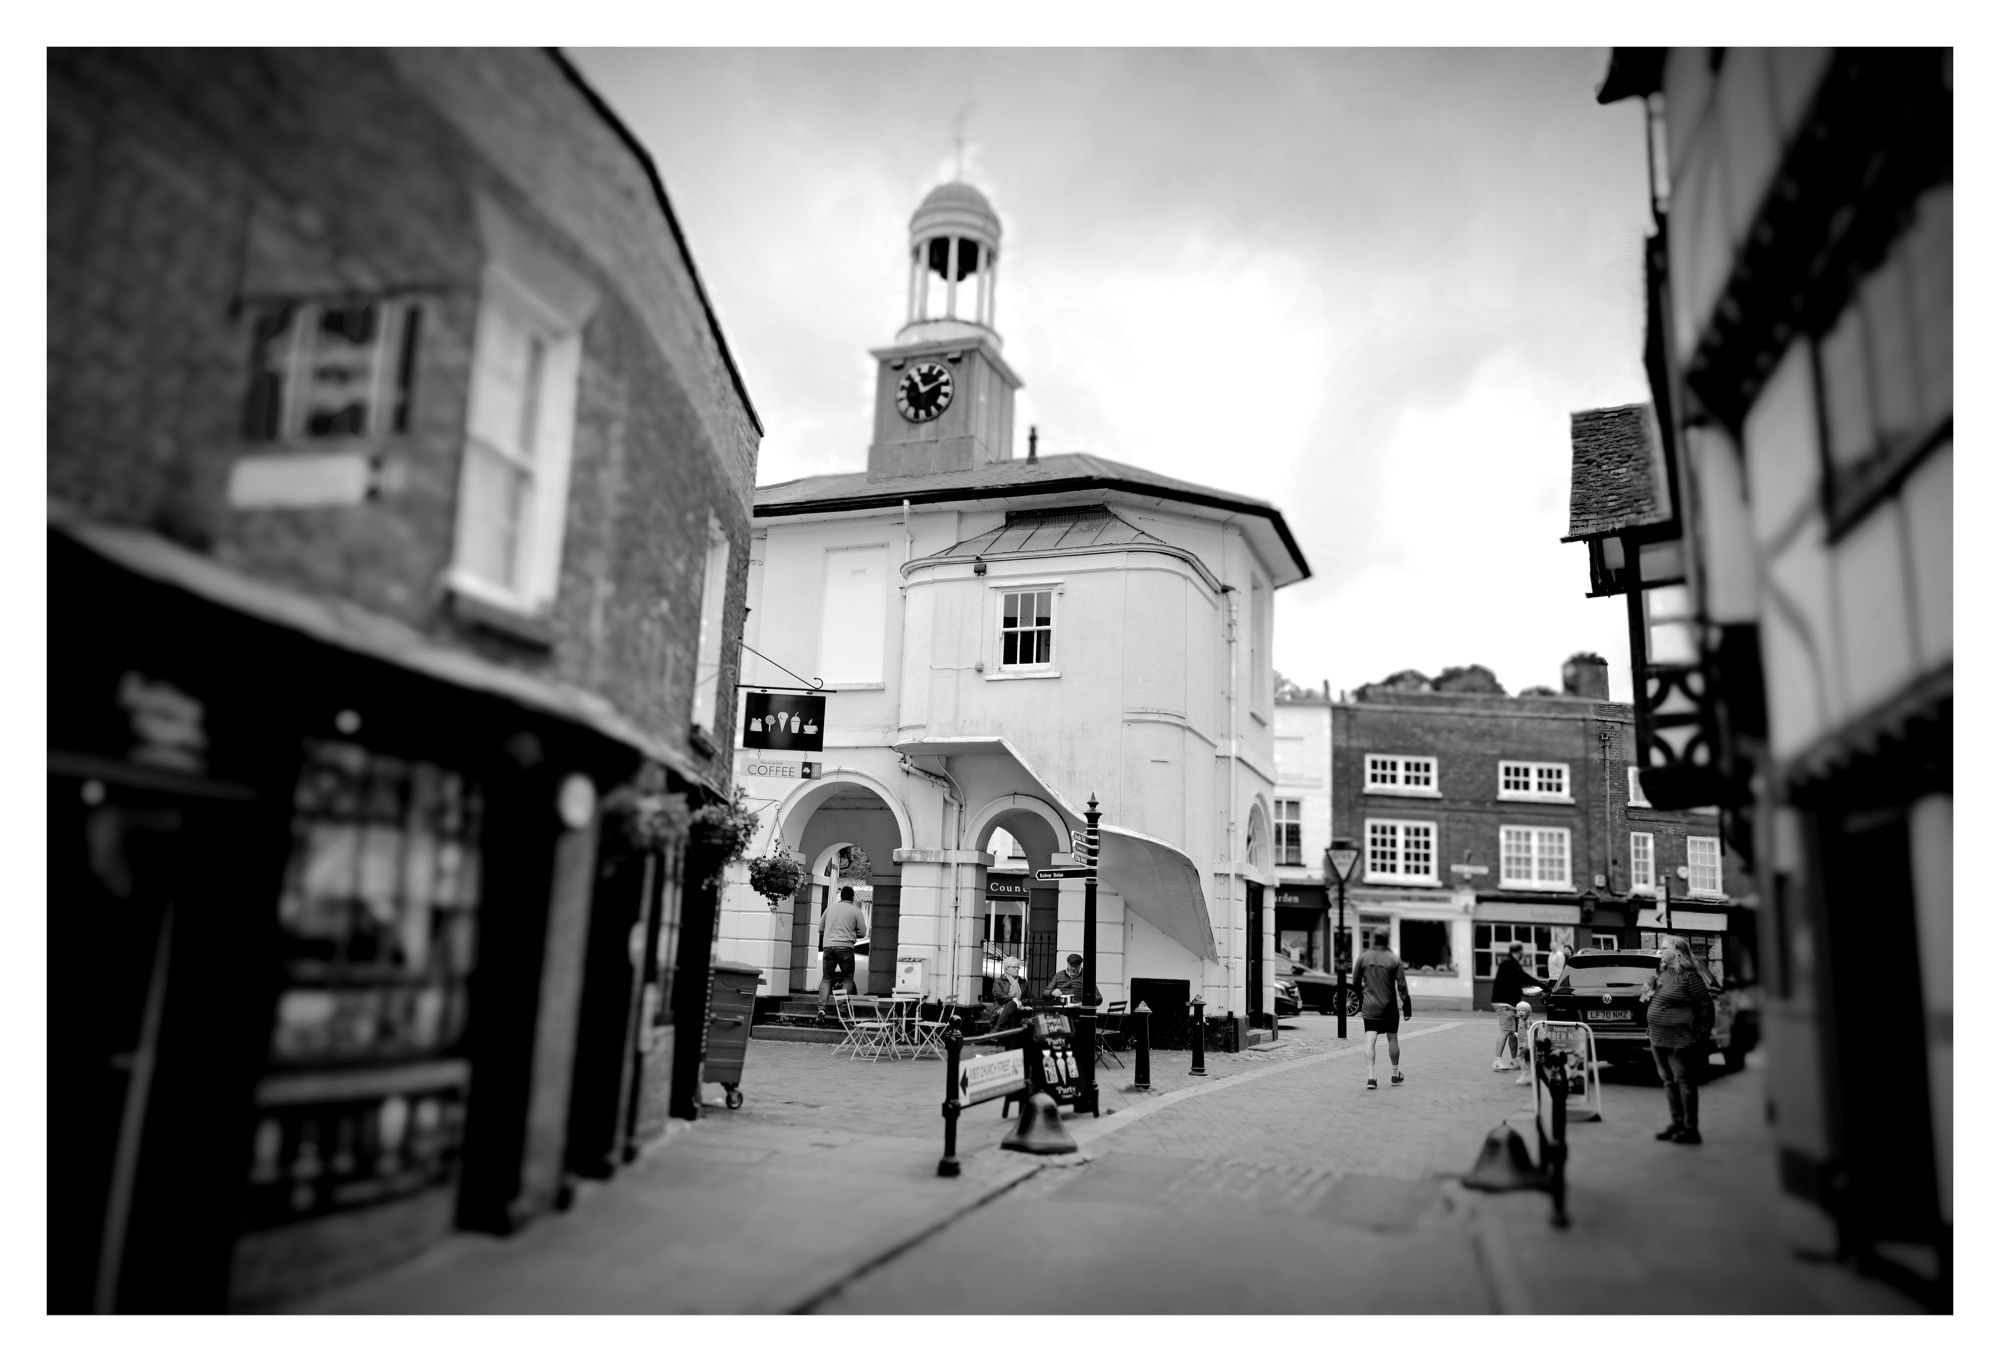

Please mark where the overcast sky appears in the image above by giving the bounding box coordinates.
[571,48,1653,702]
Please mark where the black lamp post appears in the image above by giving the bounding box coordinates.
[1324,838,1361,1040]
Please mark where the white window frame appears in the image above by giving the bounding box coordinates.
[1364,754,1439,796]
[1364,818,1438,886]
[1498,760,1572,803]
[447,266,582,615]
[1499,824,1572,890]
[1629,831,1656,892]
[815,543,890,686]
[992,582,1059,676]
[1627,766,1651,806]
[689,517,731,735]
[253,296,419,444]
[1274,799,1303,866]
[1686,835,1724,896]
[1591,932,1621,952]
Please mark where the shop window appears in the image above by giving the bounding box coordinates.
[690,520,733,733]
[1365,818,1436,884]
[1498,760,1570,801]
[1365,754,1437,794]
[1630,831,1656,891]
[1400,919,1454,975]
[1687,835,1724,895]
[1275,799,1303,865]
[1591,932,1621,952]
[1474,923,1553,979]
[246,297,421,442]
[1500,825,1572,889]
[1640,930,1724,981]
[244,740,483,1230]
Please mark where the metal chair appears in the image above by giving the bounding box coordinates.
[845,994,907,1062]
[905,995,953,1061]
[1097,1002,1127,1069]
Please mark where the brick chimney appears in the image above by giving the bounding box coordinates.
[1562,653,1611,701]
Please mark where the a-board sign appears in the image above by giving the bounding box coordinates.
[1034,867,1095,882]
[743,692,825,752]
[959,1049,1026,1104]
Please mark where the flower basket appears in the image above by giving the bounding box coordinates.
[688,788,761,889]
[748,847,808,906]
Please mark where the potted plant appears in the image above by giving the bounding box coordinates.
[689,787,761,889]
[748,844,809,906]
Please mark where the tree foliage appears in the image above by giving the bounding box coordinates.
[1273,671,1326,702]
[1433,664,1506,695]
[1517,685,1560,697]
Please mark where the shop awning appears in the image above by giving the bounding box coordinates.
[895,736,1218,962]
[51,508,717,794]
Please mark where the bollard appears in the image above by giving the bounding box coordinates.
[1071,1003,1099,1117]
[1538,1035,1570,1228]
[1189,997,1207,1076]
[938,1027,963,1178]
[1133,1001,1152,1091]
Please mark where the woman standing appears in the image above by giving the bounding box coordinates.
[1643,935,1716,1144]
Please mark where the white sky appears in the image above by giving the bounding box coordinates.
[571,48,1653,702]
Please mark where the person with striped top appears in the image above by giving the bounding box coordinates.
[1643,935,1717,1145]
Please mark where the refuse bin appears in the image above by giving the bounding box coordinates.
[703,960,764,1110]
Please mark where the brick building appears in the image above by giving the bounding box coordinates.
[1326,657,1753,1010]
[47,50,760,1310]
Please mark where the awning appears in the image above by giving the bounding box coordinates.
[51,507,716,794]
[895,736,1219,962]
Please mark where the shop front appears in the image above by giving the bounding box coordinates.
[1345,888,1474,1007]
[1470,900,1585,1009]
[1272,882,1329,970]
[48,524,678,1311]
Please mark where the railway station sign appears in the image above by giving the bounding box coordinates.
[1034,867,1096,882]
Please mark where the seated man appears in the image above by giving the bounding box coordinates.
[1045,952,1103,1008]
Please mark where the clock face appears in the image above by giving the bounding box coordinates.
[895,360,954,423]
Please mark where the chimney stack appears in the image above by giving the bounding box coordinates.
[1562,653,1611,701]
[1026,425,1038,462]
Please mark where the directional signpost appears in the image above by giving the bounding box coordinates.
[1034,867,1096,882]
[1325,839,1362,1039]
[959,1049,1026,1105]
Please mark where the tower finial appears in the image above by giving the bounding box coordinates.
[953,102,974,179]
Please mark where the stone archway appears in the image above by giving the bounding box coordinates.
[781,778,909,997]
[967,795,1075,996]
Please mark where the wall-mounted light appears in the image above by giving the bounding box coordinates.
[972,556,987,576]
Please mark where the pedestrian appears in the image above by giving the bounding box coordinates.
[1643,934,1716,1144]
[815,885,871,1023]
[1046,952,1102,1007]
[1353,930,1412,1090]
[1547,938,1568,986]
[1489,942,1537,1071]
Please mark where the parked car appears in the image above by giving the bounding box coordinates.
[1543,951,1751,1069]
[1273,975,1301,1016]
[1277,960,1361,1016]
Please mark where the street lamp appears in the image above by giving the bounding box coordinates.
[1324,838,1361,1040]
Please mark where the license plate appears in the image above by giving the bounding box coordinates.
[1587,1010,1625,1022]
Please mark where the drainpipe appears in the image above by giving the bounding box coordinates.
[1222,585,1240,1010]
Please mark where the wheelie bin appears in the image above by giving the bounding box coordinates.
[703,960,764,1110]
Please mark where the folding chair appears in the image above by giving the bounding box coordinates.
[1096,1002,1127,1070]
[845,994,905,1063]
[906,996,953,1061]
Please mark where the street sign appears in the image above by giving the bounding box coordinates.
[959,1049,1026,1104]
[1034,867,1097,882]
[1325,846,1361,882]
[1066,850,1093,865]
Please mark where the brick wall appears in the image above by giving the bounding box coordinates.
[46,48,757,792]
[1331,692,1752,903]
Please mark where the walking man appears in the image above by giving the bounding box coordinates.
[1354,930,1413,1090]
[815,885,870,1022]
[1490,942,1537,1071]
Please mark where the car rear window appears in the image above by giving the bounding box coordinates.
[1564,966,1655,989]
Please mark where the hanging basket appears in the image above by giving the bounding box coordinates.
[599,763,690,863]
[748,848,809,906]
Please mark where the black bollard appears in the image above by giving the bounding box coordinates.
[1189,997,1207,1076]
[938,1027,963,1178]
[1133,1001,1152,1091]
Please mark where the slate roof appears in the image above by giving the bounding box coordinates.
[905,505,1225,590]
[1564,403,1674,541]
[757,452,1311,584]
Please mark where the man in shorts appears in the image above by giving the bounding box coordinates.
[816,886,871,1022]
[1490,942,1536,1070]
[1353,930,1413,1090]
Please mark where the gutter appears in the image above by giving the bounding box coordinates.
[757,473,1312,587]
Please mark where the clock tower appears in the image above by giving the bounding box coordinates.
[867,181,1022,479]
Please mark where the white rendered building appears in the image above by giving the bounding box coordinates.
[717,180,1310,1020]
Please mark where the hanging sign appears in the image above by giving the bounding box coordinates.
[743,692,825,752]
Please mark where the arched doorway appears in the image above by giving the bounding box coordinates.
[777,779,907,997]
[968,796,1073,1000]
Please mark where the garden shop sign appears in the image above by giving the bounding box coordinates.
[743,692,825,752]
